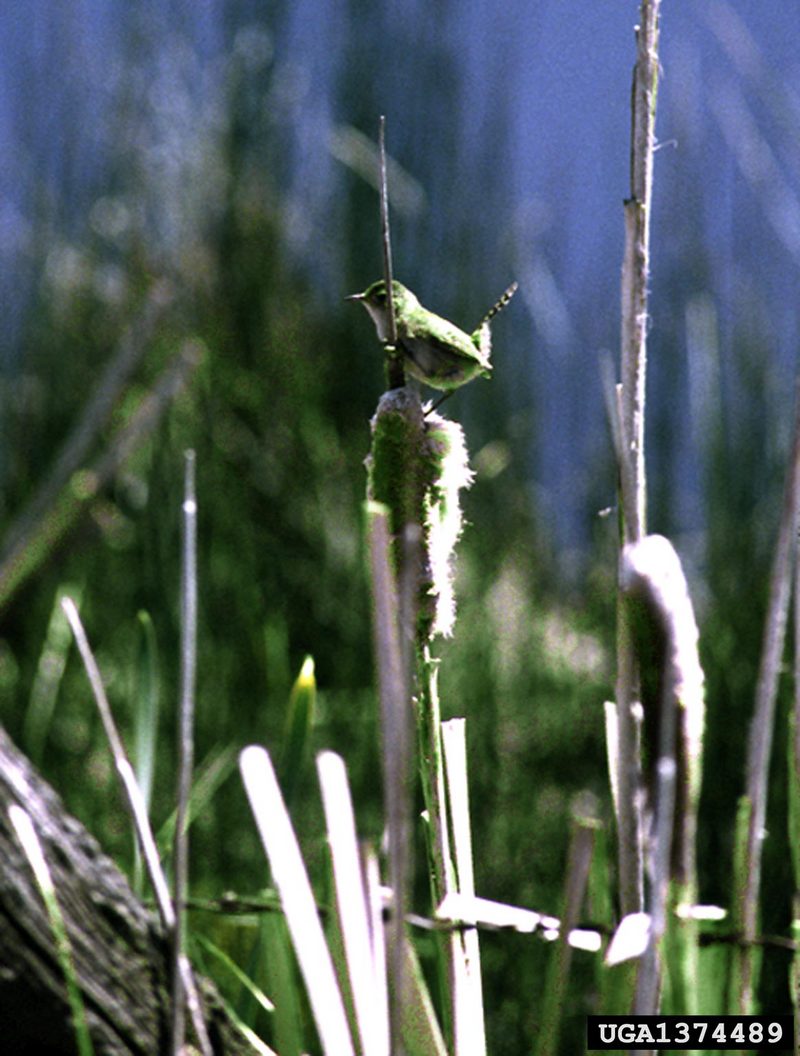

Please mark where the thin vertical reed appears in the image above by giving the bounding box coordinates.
[620,0,660,543]
[791,541,800,1051]
[379,116,402,388]
[172,450,198,1055]
[535,799,597,1056]
[615,0,662,920]
[366,502,411,1052]
[738,382,800,1010]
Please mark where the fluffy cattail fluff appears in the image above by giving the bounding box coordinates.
[366,386,473,642]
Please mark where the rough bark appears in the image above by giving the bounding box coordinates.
[0,726,253,1055]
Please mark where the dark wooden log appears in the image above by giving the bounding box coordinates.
[0,726,254,1055]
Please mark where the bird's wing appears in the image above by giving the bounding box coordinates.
[402,310,487,366]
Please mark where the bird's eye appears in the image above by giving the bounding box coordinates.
[376,291,386,304]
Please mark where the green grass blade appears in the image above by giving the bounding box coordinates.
[729,795,755,1014]
[660,884,699,1016]
[23,582,83,765]
[400,935,448,1056]
[132,610,160,894]
[133,611,160,811]
[194,932,275,1014]
[192,933,278,1056]
[259,913,306,1056]
[694,910,730,1015]
[157,744,237,855]
[9,805,95,1056]
[279,655,316,806]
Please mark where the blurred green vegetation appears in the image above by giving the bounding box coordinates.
[1,24,797,1054]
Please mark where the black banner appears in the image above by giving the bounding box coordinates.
[586,1015,794,1051]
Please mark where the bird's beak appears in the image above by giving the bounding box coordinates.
[344,292,364,302]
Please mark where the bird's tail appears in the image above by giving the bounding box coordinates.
[474,281,518,330]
